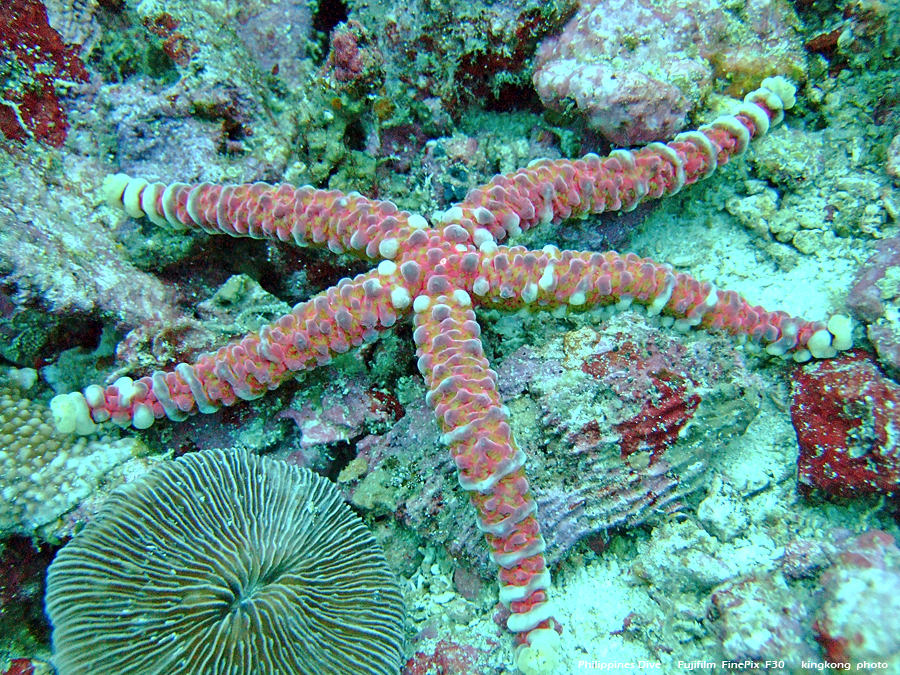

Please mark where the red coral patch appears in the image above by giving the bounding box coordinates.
[583,339,701,462]
[0,0,89,146]
[791,349,900,497]
[2,660,35,675]
[403,638,498,675]
[142,13,199,67]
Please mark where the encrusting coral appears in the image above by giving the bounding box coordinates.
[0,367,144,537]
[50,76,853,675]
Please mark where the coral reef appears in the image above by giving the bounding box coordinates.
[0,151,180,327]
[344,310,765,582]
[0,0,898,669]
[847,237,900,375]
[0,536,58,662]
[345,0,577,119]
[403,638,500,675]
[710,574,819,669]
[848,237,900,323]
[1,659,50,675]
[276,371,401,469]
[504,313,761,548]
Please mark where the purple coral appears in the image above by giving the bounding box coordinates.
[276,373,402,472]
[847,236,900,323]
[846,237,900,376]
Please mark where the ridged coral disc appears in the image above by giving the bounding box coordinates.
[45,449,405,675]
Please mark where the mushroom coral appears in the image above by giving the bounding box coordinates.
[45,449,405,675]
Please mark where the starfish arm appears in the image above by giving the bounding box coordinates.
[465,245,847,361]
[411,288,560,669]
[104,78,796,261]
[102,176,433,261]
[445,77,797,243]
[50,267,415,432]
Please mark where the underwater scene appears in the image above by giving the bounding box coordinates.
[1,0,899,672]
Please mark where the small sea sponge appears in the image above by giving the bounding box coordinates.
[45,449,405,675]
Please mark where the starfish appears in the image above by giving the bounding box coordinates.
[51,76,850,675]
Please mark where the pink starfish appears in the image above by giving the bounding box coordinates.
[51,76,850,674]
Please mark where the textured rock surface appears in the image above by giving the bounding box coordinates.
[710,574,818,668]
[532,0,806,144]
[0,0,89,146]
[0,0,897,667]
[346,0,578,119]
[814,531,900,672]
[846,237,900,376]
[791,350,900,498]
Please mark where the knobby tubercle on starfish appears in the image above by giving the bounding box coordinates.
[50,76,851,675]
